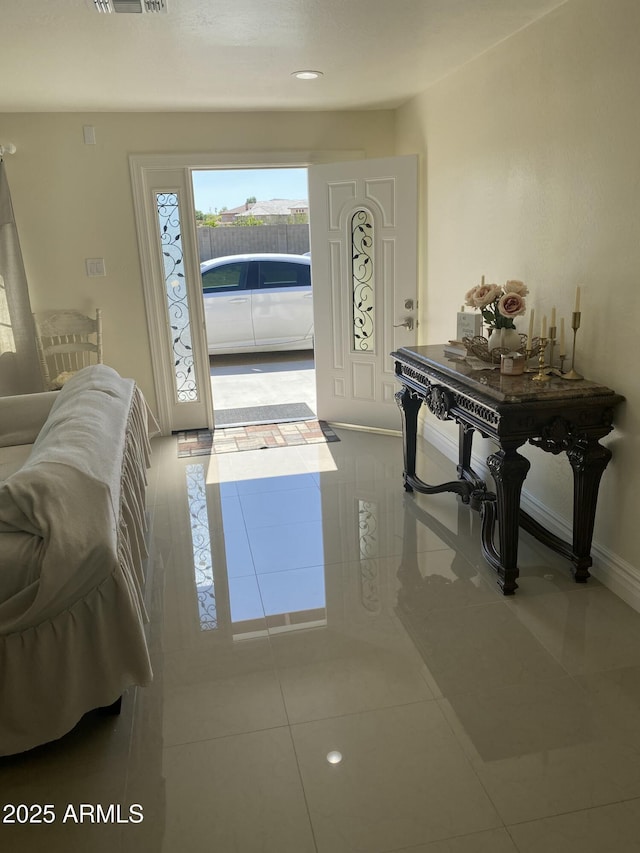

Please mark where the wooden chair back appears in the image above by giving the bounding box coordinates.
[33,308,103,389]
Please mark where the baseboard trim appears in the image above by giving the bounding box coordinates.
[421,420,640,613]
[328,421,402,437]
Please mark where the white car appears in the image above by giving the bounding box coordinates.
[200,253,313,354]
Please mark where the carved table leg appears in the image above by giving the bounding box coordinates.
[458,422,473,473]
[457,424,473,504]
[567,437,613,583]
[485,443,531,594]
[395,386,422,492]
[457,423,487,508]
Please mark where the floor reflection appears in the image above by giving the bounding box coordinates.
[7,430,640,851]
[184,465,328,639]
[185,463,217,631]
[394,492,597,763]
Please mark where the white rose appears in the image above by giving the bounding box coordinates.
[471,283,502,309]
[504,280,528,297]
[498,292,526,319]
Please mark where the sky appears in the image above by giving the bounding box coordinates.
[192,168,309,214]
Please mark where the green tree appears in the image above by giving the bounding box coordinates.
[195,209,220,227]
[202,212,221,227]
[233,214,264,226]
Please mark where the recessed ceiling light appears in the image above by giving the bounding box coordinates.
[292,70,323,80]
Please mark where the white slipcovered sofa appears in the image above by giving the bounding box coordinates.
[0,365,155,755]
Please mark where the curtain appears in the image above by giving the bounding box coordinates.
[0,158,43,396]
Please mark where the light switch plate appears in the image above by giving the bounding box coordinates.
[86,258,106,277]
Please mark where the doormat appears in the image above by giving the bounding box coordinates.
[214,402,315,428]
[176,420,340,457]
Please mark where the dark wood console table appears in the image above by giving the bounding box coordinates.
[392,345,624,595]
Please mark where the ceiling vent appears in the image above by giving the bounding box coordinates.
[89,0,167,13]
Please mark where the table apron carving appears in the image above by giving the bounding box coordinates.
[393,346,624,595]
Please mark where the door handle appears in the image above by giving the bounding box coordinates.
[393,317,414,331]
[229,297,249,303]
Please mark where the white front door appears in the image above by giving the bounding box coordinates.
[308,155,418,431]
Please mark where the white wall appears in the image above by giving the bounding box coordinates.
[0,110,395,411]
[4,0,638,599]
[396,0,640,599]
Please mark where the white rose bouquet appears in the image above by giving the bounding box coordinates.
[464,279,528,330]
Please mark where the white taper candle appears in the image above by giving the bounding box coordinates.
[527,308,535,349]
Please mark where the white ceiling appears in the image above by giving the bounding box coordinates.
[0,0,568,113]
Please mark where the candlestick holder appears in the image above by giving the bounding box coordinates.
[550,352,568,377]
[523,336,547,372]
[523,347,537,372]
[547,326,557,368]
[531,336,551,382]
[562,311,583,380]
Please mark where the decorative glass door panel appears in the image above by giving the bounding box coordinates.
[129,161,212,434]
[155,191,199,404]
[352,209,375,352]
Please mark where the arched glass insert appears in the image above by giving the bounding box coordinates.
[156,191,199,403]
[351,208,375,352]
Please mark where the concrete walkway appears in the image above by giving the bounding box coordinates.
[209,351,316,426]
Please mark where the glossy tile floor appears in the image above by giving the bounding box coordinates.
[3,429,640,852]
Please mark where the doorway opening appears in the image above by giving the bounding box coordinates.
[192,167,316,429]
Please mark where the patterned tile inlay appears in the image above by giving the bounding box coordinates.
[176,420,340,457]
